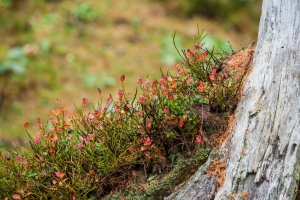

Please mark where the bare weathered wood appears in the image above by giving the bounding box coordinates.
[215,0,300,199]
[165,149,219,200]
[167,1,300,199]
[169,0,300,198]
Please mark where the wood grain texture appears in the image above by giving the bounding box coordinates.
[165,149,219,200]
[166,1,300,199]
[216,0,300,199]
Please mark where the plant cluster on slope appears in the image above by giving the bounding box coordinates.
[0,32,246,199]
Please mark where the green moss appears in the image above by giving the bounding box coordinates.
[114,148,211,199]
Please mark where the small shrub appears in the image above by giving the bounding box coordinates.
[173,30,243,113]
[0,30,246,199]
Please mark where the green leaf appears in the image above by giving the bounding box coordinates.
[27,173,37,178]
[166,132,175,138]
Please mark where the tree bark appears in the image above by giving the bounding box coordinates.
[215,0,300,199]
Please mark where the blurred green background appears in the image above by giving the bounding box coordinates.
[0,0,261,148]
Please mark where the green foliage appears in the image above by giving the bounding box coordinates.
[203,35,232,52]
[160,35,183,65]
[0,31,245,199]
[154,0,261,36]
[183,0,250,18]
[0,46,28,111]
[0,41,60,112]
[0,47,28,78]
[83,73,116,89]
[104,148,210,199]
[0,0,11,8]
[72,3,101,22]
[173,30,243,112]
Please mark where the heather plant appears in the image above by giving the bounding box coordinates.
[136,70,204,157]
[173,31,243,113]
[0,31,247,199]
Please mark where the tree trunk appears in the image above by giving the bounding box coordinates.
[166,1,300,199]
[215,0,300,199]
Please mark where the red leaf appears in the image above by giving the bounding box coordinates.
[118,89,123,100]
[194,44,202,50]
[187,49,194,57]
[141,146,147,151]
[123,104,131,112]
[55,171,65,178]
[82,98,88,105]
[168,93,173,100]
[152,79,158,87]
[115,101,121,107]
[187,78,194,84]
[17,155,27,165]
[163,106,169,114]
[198,51,208,60]
[196,135,202,144]
[98,88,102,94]
[179,119,184,128]
[34,134,41,144]
[198,83,205,93]
[49,147,56,155]
[24,123,29,129]
[144,137,152,146]
[145,79,151,85]
[178,68,184,75]
[12,194,21,200]
[211,68,217,75]
[70,194,76,200]
[209,68,217,81]
[52,179,57,185]
[36,118,41,125]
[120,75,125,82]
[160,75,166,85]
[105,94,113,108]
[52,109,62,116]
[137,76,142,84]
